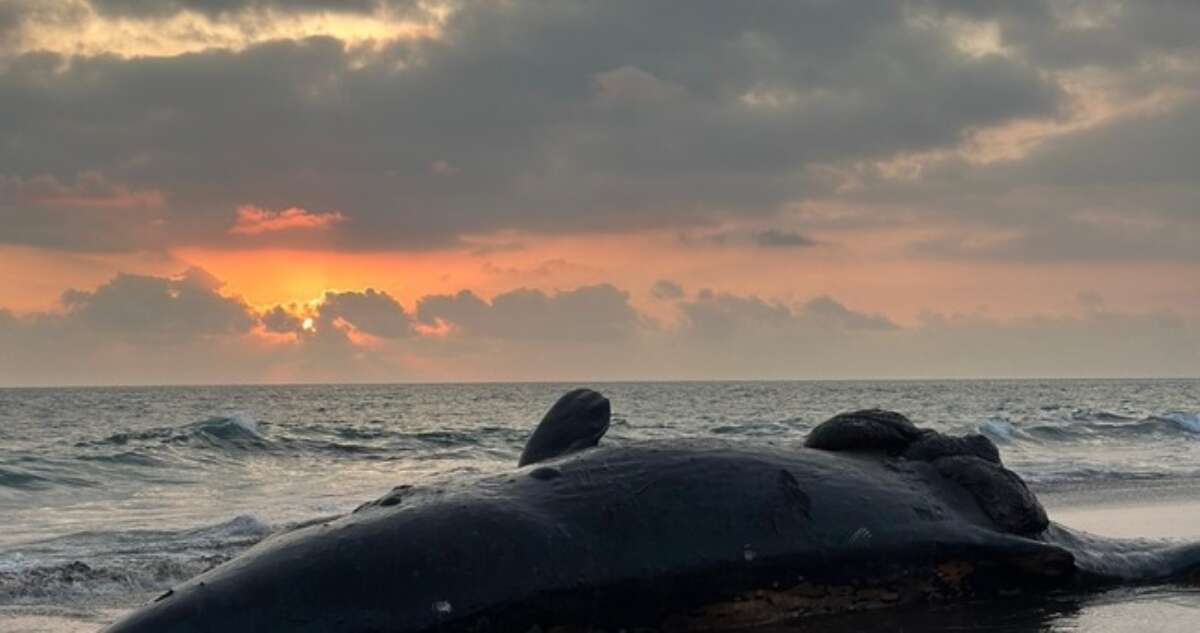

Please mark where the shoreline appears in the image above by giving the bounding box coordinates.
[1039,480,1200,540]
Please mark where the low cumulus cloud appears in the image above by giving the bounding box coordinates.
[416,285,641,342]
[260,304,304,333]
[316,288,412,338]
[0,268,1196,384]
[651,279,685,301]
[676,292,895,342]
[803,296,898,331]
[57,267,255,342]
[754,229,818,249]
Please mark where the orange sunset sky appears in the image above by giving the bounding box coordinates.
[1,1,1198,385]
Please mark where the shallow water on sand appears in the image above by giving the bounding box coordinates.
[1,380,1198,631]
[754,496,1200,633]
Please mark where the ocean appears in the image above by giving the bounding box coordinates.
[2,380,1199,631]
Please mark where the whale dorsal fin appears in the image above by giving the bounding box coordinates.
[518,389,611,466]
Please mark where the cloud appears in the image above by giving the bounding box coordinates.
[1076,291,1104,310]
[678,290,796,340]
[780,1,1200,266]
[804,88,1200,264]
[429,160,458,176]
[931,0,1200,69]
[88,1,385,18]
[669,289,1198,380]
[0,271,418,384]
[0,0,1196,269]
[2,1,1200,382]
[754,229,817,249]
[902,308,1200,379]
[804,296,898,331]
[315,288,411,338]
[416,285,641,342]
[0,3,19,34]
[1009,98,1200,189]
[592,66,685,107]
[0,269,1197,384]
[229,205,347,235]
[58,267,255,342]
[651,279,685,300]
[867,91,1200,264]
[4,1,435,58]
[260,304,304,333]
[678,291,895,340]
[0,173,167,251]
[0,0,1064,252]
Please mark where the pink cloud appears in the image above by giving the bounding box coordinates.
[229,205,347,235]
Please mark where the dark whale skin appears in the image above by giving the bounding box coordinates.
[101,439,1109,633]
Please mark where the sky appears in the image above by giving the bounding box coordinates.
[1,0,1198,385]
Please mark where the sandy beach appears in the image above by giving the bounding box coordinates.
[1044,482,1200,541]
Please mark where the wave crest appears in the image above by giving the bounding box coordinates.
[979,411,1200,444]
[84,414,270,453]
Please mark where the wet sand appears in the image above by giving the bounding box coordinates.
[1042,481,1200,540]
[8,486,1200,633]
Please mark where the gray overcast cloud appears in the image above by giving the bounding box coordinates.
[0,0,1100,252]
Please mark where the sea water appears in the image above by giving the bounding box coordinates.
[1,380,1198,631]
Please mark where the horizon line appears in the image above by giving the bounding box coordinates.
[3,376,1198,390]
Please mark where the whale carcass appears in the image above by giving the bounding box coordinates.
[101,389,1200,632]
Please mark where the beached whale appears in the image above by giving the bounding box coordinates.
[101,389,1200,633]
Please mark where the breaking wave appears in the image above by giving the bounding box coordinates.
[979,410,1200,444]
[0,514,273,602]
[85,414,269,452]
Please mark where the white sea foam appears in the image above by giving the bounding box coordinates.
[1161,412,1200,433]
[226,413,260,435]
[979,418,1020,443]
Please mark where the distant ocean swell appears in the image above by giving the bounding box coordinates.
[1,408,1196,499]
[51,414,531,473]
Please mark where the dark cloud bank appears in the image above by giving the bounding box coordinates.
[4,0,1195,259]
